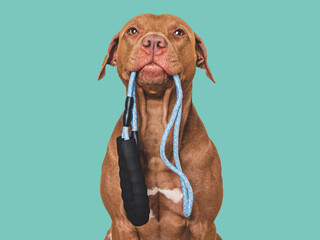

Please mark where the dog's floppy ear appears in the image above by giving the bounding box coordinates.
[98,32,119,80]
[194,33,215,83]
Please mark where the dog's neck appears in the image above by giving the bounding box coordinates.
[134,82,193,160]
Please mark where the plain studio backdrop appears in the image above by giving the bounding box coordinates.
[0,0,319,239]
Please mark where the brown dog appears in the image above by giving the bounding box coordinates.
[98,14,223,240]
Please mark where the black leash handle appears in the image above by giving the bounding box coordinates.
[116,96,150,226]
[117,137,150,226]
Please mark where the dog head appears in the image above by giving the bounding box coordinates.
[98,14,214,95]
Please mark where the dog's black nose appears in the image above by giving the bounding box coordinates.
[141,34,167,55]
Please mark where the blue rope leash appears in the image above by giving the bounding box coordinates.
[121,72,193,217]
[159,75,193,217]
[122,72,137,140]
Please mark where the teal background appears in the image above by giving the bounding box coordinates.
[1,0,319,239]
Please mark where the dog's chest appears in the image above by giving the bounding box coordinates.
[139,98,170,171]
[143,157,185,220]
[138,97,186,219]
[140,131,185,219]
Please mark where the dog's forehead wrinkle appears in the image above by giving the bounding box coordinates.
[127,15,156,29]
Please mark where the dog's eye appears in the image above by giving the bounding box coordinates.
[174,29,184,36]
[127,27,138,35]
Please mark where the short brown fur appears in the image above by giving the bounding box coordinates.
[99,14,223,240]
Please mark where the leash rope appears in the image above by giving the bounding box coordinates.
[122,72,137,140]
[121,72,193,218]
[159,74,193,217]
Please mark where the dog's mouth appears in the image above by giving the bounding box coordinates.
[125,62,175,95]
[125,59,180,87]
[137,62,168,85]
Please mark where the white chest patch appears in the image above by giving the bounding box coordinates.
[149,209,155,220]
[147,187,183,204]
